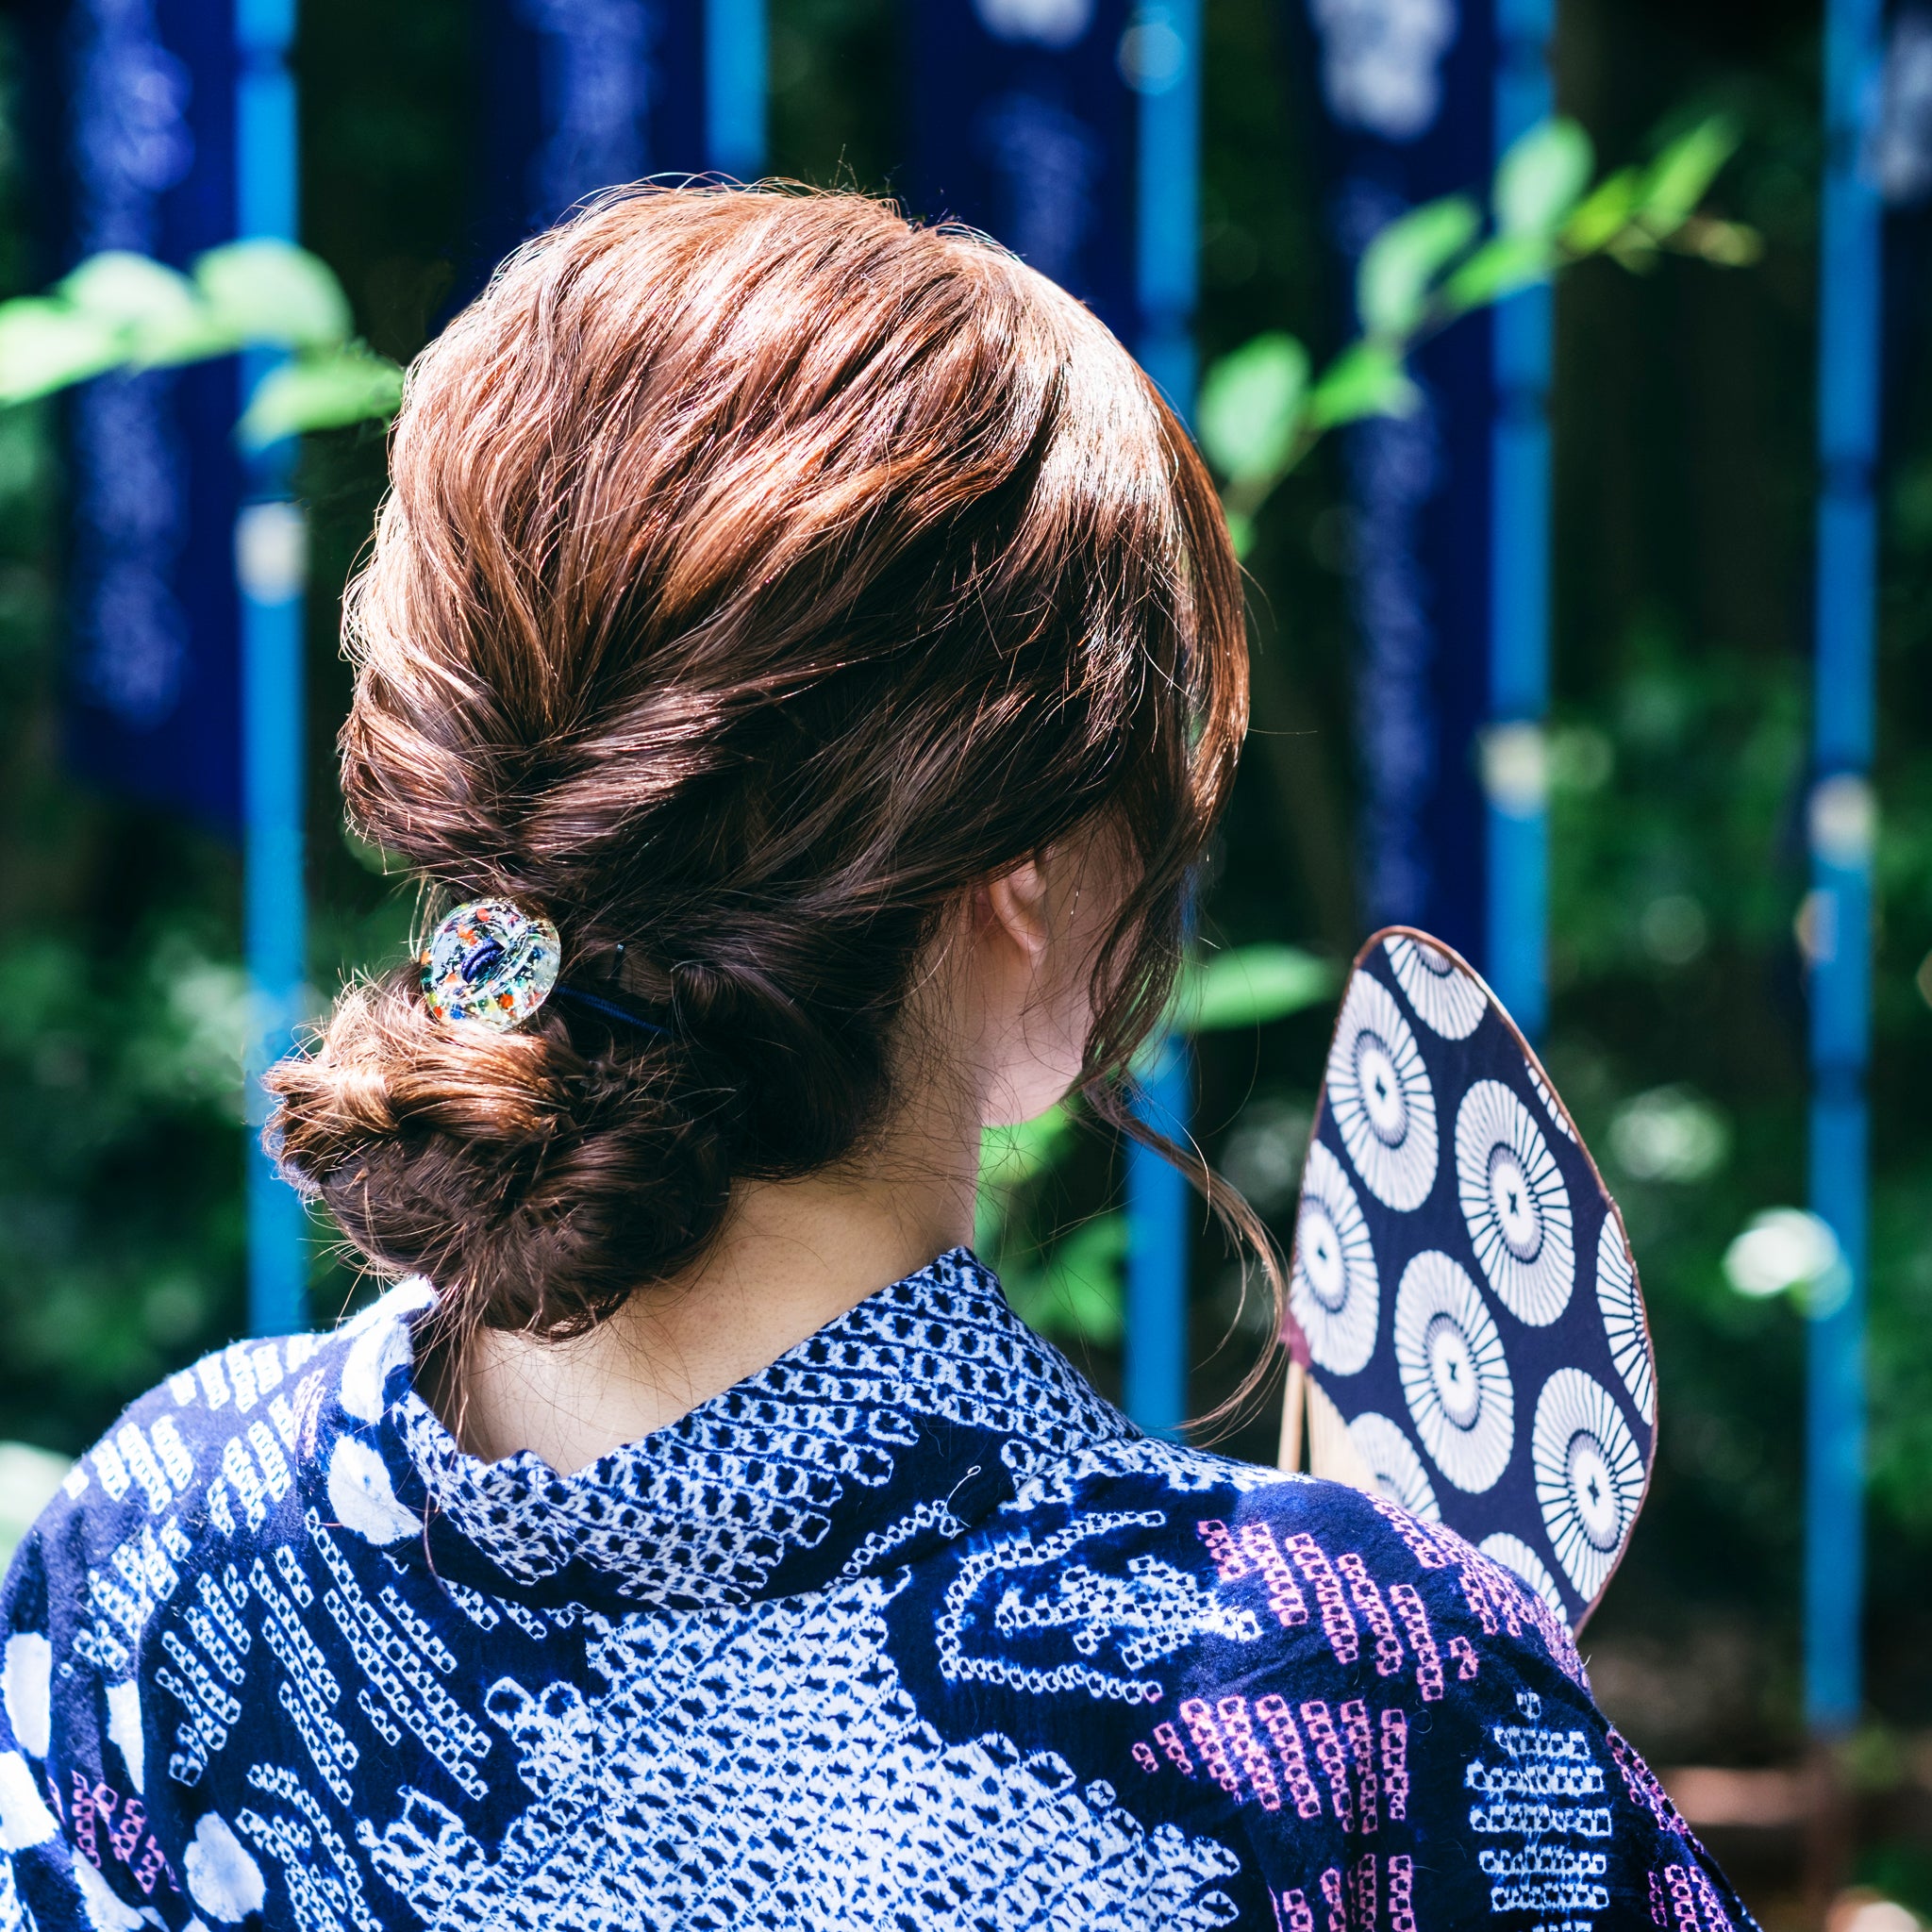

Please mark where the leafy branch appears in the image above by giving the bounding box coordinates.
[0,241,401,448]
[1200,115,1757,556]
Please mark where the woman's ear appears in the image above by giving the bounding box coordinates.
[983,858,1051,967]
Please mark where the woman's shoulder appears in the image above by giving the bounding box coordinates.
[1013,1432,1591,1694]
[16,1291,416,1587]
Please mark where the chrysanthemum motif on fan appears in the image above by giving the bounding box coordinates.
[1346,1412,1441,1522]
[1532,1369,1646,1602]
[1384,933,1486,1041]
[1325,972,1438,1211]
[1291,1142,1380,1375]
[1455,1079,1574,1325]
[1596,1212,1656,1425]
[1392,1251,1514,1493]
[1479,1533,1567,1622]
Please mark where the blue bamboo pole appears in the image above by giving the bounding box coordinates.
[1484,0,1553,1041]
[1805,0,1882,1739]
[705,0,766,178]
[238,0,308,1337]
[1124,0,1200,1438]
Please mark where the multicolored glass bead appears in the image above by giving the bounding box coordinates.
[420,899,561,1032]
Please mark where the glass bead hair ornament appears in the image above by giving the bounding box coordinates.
[420,898,562,1032]
[1279,926,1657,1635]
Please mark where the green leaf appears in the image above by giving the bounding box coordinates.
[195,241,354,350]
[1307,341,1421,429]
[1198,332,1309,486]
[1559,167,1642,254]
[1637,117,1740,236]
[0,299,123,403]
[1356,194,1480,338]
[238,347,404,449]
[63,254,242,367]
[1494,118,1595,236]
[59,252,199,329]
[1439,234,1553,314]
[1224,508,1257,560]
[1168,944,1336,1035]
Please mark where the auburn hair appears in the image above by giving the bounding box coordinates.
[269,184,1272,1383]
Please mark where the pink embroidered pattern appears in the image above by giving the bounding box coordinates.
[1287,1534,1360,1666]
[1180,1698,1241,1799]
[1388,1854,1416,1932]
[1690,1865,1737,1932]
[1195,1519,1250,1581]
[1664,1862,1701,1932]
[1379,1707,1409,1821]
[1299,1699,1355,1829]
[1320,1865,1348,1932]
[1240,1521,1313,1628]
[1367,1496,1450,1568]
[1607,1727,1689,1834]
[1336,1551,1406,1676]
[1448,1633,1479,1680]
[1340,1698,1380,1833]
[1255,1693,1325,1820]
[1387,1583,1445,1702]
[1152,1720,1194,1775]
[1217,1694,1284,1812]
[1351,1852,1378,1930]
[1274,1890,1316,1932]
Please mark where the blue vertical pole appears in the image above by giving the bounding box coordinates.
[1124,0,1200,1438]
[1806,0,1882,1738]
[238,0,308,1337]
[705,0,766,178]
[1484,0,1553,1040]
[1127,1041,1191,1437]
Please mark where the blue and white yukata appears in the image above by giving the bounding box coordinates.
[0,1248,1753,1929]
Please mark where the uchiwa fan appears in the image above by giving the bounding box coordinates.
[1278,927,1657,1633]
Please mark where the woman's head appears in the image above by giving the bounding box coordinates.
[269,184,1249,1341]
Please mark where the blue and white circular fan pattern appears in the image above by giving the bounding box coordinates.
[1532,1370,1646,1603]
[1325,972,1438,1211]
[1291,1142,1380,1375]
[1385,934,1486,1041]
[1347,1411,1441,1523]
[1287,926,1658,1632]
[1596,1211,1656,1425]
[1393,1252,1513,1494]
[1456,1080,1574,1326]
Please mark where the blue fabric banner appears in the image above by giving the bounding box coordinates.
[24,0,243,824]
[909,0,1139,344]
[473,0,708,283]
[1293,0,1496,960]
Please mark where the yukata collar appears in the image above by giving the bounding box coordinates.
[337,1246,1135,1611]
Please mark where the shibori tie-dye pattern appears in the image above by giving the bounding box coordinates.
[0,1251,1750,1931]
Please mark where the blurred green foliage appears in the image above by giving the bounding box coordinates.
[1198,113,1758,556]
[0,242,401,445]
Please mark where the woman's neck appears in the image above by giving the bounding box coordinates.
[441,1127,978,1474]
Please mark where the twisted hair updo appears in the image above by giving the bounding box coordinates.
[268,185,1254,1346]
